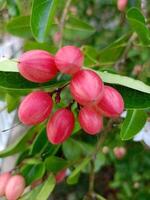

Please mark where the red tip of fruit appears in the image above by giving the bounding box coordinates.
[18,50,58,83]
[97,86,124,117]
[5,175,25,200]
[70,69,104,105]
[18,91,53,125]
[55,46,84,75]
[47,108,75,144]
[78,106,103,135]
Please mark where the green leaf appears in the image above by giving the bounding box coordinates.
[30,128,48,155]
[127,7,150,44]
[35,174,55,200]
[0,59,18,72]
[114,85,150,109]
[31,0,59,42]
[98,71,150,94]
[120,110,147,140]
[0,126,39,158]
[64,16,95,40]
[20,174,55,200]
[83,34,130,66]
[5,93,20,112]
[98,34,130,64]
[21,163,45,185]
[24,41,57,53]
[45,156,68,173]
[96,71,150,109]
[6,16,32,38]
[20,185,42,200]
[0,72,70,93]
[67,157,90,184]
[63,138,93,160]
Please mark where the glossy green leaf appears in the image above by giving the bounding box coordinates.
[5,93,20,112]
[20,185,42,200]
[113,85,150,109]
[36,174,55,200]
[0,126,38,158]
[20,174,55,200]
[120,110,147,140]
[45,156,68,173]
[64,16,95,40]
[21,163,45,185]
[67,157,90,184]
[0,59,18,72]
[97,71,150,109]
[6,16,31,38]
[83,34,130,66]
[127,7,150,44]
[31,0,59,42]
[63,138,93,160]
[30,128,48,155]
[0,72,70,93]
[24,41,57,53]
[98,71,150,94]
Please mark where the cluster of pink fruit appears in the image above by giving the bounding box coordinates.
[0,169,67,200]
[18,45,124,144]
[0,172,25,200]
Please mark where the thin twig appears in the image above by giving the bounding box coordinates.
[58,0,72,48]
[114,33,137,71]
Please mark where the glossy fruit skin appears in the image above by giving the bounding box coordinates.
[117,0,128,11]
[5,175,25,200]
[70,69,104,105]
[113,147,126,159]
[55,170,67,183]
[0,172,11,197]
[97,86,124,117]
[47,108,75,144]
[55,46,84,75]
[18,91,53,125]
[18,50,58,83]
[78,106,103,135]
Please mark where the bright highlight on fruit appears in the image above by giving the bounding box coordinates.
[47,108,75,144]
[18,91,53,125]
[18,50,58,83]
[70,69,104,105]
[55,45,84,75]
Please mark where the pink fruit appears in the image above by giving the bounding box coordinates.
[55,170,67,183]
[97,86,124,117]
[117,0,128,11]
[47,108,75,144]
[70,69,104,105]
[18,50,58,83]
[78,106,103,135]
[18,91,53,125]
[55,46,84,75]
[113,147,126,159]
[0,172,11,197]
[5,175,25,200]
